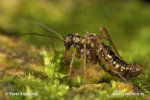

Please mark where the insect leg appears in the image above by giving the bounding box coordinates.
[68,49,76,79]
[97,49,143,93]
[99,27,121,58]
[98,61,113,75]
[83,43,87,87]
[100,44,128,83]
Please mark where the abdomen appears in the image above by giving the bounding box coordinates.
[96,43,128,77]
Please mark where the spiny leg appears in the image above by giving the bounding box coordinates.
[98,27,128,82]
[68,49,76,80]
[83,43,87,87]
[97,30,142,92]
[98,35,142,93]
[100,44,128,83]
[97,59,123,79]
[99,27,122,59]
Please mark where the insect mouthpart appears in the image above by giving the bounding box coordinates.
[128,64,142,77]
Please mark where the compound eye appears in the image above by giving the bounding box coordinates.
[64,35,73,49]
[64,34,72,42]
[65,37,71,42]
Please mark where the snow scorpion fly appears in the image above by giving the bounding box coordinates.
[63,27,142,85]
[11,21,142,90]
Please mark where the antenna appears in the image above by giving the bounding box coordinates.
[10,32,64,42]
[21,20,64,41]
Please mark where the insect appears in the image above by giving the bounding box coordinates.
[63,27,142,84]
[10,21,142,86]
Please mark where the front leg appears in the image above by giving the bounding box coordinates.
[68,49,76,80]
